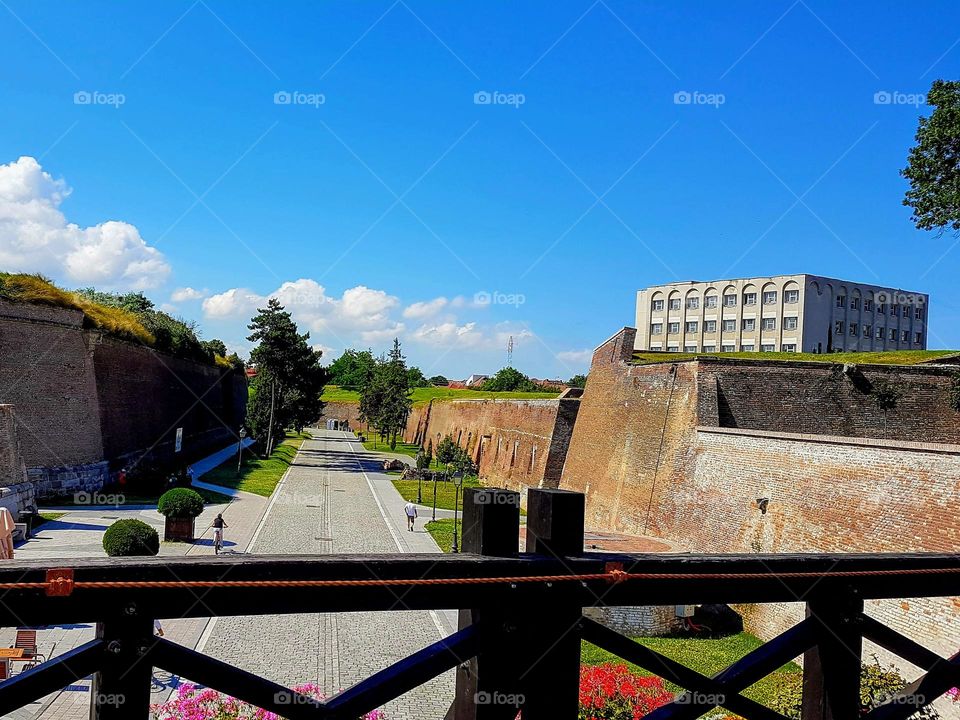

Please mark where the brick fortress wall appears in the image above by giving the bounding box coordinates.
[0,300,246,498]
[561,327,960,685]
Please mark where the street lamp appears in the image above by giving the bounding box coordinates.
[236,427,247,477]
[451,471,464,553]
[431,471,438,521]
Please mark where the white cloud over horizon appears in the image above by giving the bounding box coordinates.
[171,286,206,302]
[556,349,593,366]
[0,156,170,289]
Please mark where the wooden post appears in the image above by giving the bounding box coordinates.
[89,616,154,719]
[520,489,585,719]
[453,488,521,720]
[801,590,864,720]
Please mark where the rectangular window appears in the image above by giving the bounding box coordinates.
[685,321,698,334]
[902,330,910,342]
[784,316,798,331]
[667,345,679,352]
[849,323,858,336]
[651,323,663,335]
[669,298,681,310]
[878,303,886,314]
[743,292,757,306]
[889,328,897,340]
[703,345,716,353]
[863,324,872,337]
[704,320,717,333]
[785,289,799,303]
[782,344,797,352]
[761,343,775,352]
[721,344,735,352]
[864,299,873,311]
[850,297,860,310]
[705,295,718,309]
[687,297,699,310]
[915,307,923,320]
[740,343,755,352]
[651,299,664,312]
[761,317,776,331]
[836,295,846,308]
[742,318,756,331]
[763,291,777,305]
[723,294,737,307]
[902,306,909,318]
[834,320,844,334]
[668,322,680,334]
[684,345,697,353]
[915,332,923,344]
[723,319,736,332]
[876,326,884,339]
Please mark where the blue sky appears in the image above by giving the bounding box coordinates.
[1,1,957,379]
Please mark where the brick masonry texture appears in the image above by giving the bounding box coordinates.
[0,403,35,515]
[0,300,246,499]
[562,327,960,676]
[403,398,580,498]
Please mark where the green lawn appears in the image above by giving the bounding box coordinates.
[33,511,66,529]
[582,632,800,710]
[392,476,481,510]
[203,431,307,497]
[48,486,232,507]
[633,349,959,366]
[359,431,454,471]
[425,518,461,551]
[323,385,559,405]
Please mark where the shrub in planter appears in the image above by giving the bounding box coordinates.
[158,487,205,541]
[102,519,159,557]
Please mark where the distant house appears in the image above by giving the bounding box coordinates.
[245,367,258,379]
[530,378,566,391]
[464,374,489,388]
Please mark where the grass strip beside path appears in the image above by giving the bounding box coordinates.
[203,431,308,497]
[582,632,800,708]
[323,385,560,404]
[392,476,481,511]
[425,518,461,552]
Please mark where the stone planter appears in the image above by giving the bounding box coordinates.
[164,516,195,542]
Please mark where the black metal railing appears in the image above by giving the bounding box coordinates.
[0,487,958,719]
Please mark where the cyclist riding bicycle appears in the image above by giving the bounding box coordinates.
[212,513,228,553]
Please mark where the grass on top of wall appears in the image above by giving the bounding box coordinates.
[632,349,959,366]
[322,385,559,405]
[0,272,154,344]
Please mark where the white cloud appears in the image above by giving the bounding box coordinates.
[171,287,206,302]
[202,287,266,318]
[403,297,448,319]
[0,156,170,289]
[360,323,406,344]
[557,349,593,365]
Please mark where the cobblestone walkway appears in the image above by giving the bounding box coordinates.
[201,429,456,720]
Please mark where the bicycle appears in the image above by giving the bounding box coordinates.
[214,528,223,554]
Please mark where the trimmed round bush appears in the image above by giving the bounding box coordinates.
[102,519,159,557]
[157,487,205,518]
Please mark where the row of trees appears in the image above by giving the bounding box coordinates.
[358,339,414,450]
[246,299,327,452]
[328,348,436,390]
[479,367,587,392]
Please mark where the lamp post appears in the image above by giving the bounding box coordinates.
[451,471,464,553]
[416,449,424,504]
[236,427,247,477]
[431,471,438,521]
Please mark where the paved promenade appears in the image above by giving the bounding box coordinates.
[201,429,456,720]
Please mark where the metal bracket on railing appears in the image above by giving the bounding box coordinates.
[45,568,74,596]
[604,562,627,584]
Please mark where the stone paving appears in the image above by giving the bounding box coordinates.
[201,429,457,720]
[1,447,270,719]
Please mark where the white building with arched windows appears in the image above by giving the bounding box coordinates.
[634,274,929,354]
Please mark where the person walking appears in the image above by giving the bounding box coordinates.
[403,501,417,532]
